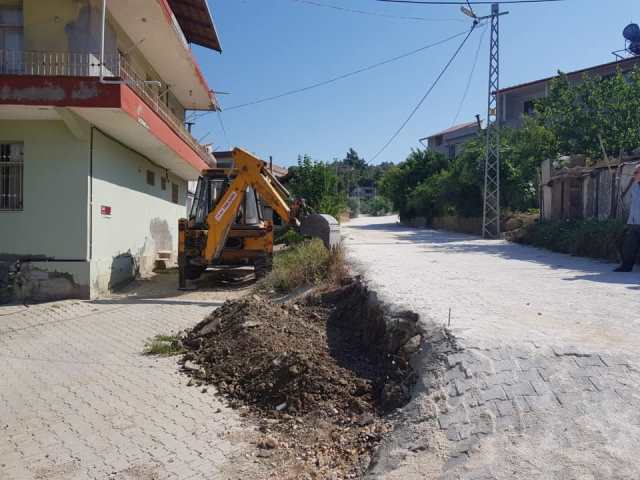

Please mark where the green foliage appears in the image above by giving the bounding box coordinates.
[516,218,627,260]
[361,196,393,216]
[377,128,549,222]
[378,149,449,220]
[347,197,360,217]
[288,149,393,219]
[287,155,347,218]
[259,239,345,293]
[274,226,305,246]
[533,67,640,158]
[144,334,185,356]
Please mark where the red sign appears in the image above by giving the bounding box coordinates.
[101,205,112,216]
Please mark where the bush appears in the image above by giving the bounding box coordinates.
[361,196,393,216]
[348,197,360,217]
[274,226,305,246]
[515,218,627,261]
[260,239,345,293]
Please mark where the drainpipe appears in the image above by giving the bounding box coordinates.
[100,0,121,84]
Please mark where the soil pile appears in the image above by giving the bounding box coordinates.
[179,282,421,478]
[184,296,379,417]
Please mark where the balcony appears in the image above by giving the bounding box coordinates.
[0,50,211,162]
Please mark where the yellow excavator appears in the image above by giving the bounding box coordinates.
[178,147,340,288]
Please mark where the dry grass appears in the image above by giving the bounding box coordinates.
[260,239,346,293]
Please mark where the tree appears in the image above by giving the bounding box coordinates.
[287,155,346,218]
[533,67,640,159]
[377,148,449,220]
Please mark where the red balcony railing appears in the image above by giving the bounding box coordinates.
[0,50,211,161]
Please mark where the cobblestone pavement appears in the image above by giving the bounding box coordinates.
[344,216,640,480]
[0,274,265,480]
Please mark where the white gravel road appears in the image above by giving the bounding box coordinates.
[344,215,640,355]
[344,215,640,480]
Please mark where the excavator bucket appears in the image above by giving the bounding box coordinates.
[299,214,341,250]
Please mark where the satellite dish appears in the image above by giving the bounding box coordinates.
[623,23,640,42]
[630,41,640,56]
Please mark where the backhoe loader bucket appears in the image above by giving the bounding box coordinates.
[299,214,341,249]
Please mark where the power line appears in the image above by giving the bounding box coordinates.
[451,23,486,126]
[216,111,231,149]
[289,0,466,22]
[376,0,564,4]
[370,24,477,162]
[191,28,475,119]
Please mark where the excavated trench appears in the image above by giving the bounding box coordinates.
[176,277,436,479]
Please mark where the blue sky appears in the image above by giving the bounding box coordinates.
[189,0,640,167]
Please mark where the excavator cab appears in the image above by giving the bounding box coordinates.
[178,148,340,289]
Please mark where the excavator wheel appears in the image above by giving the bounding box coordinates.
[184,264,206,280]
[254,255,273,280]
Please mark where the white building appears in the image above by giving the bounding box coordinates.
[0,0,220,301]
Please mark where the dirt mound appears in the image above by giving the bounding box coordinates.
[179,280,422,478]
[183,295,380,417]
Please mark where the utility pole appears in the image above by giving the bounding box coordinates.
[482,3,503,239]
[461,3,507,238]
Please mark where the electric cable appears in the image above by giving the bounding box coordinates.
[216,111,231,150]
[289,0,465,22]
[451,23,486,126]
[370,24,477,162]
[376,0,564,5]
[190,27,476,120]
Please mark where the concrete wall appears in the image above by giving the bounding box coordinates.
[0,120,89,259]
[0,119,91,301]
[90,129,187,294]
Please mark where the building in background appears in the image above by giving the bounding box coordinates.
[0,0,220,301]
[498,56,640,128]
[421,121,480,160]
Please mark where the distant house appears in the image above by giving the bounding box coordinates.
[498,56,640,128]
[420,121,480,160]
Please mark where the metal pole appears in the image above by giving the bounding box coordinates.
[482,3,501,239]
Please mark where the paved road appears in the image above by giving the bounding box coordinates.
[344,216,640,480]
[0,274,264,480]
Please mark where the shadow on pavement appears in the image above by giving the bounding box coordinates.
[347,219,639,289]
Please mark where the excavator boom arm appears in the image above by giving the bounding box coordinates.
[203,148,296,263]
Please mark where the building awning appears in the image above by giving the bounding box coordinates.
[168,0,222,52]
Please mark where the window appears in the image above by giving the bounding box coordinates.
[523,100,535,116]
[0,6,24,74]
[161,176,167,191]
[0,143,24,210]
[146,170,155,186]
[171,182,179,204]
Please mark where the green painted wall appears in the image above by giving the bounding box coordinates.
[0,120,89,259]
[90,129,187,293]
